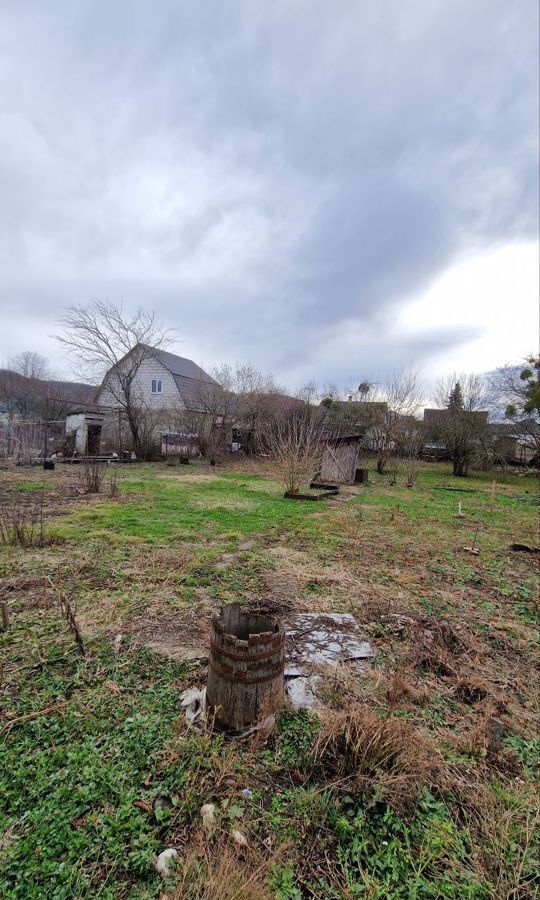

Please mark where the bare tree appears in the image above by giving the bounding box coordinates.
[233,364,282,451]
[190,367,237,463]
[490,356,540,462]
[10,351,51,381]
[195,362,282,454]
[55,300,172,459]
[0,352,52,419]
[364,370,422,474]
[266,402,326,494]
[433,373,489,476]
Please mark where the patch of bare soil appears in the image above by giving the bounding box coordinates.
[0,466,110,520]
[123,599,216,662]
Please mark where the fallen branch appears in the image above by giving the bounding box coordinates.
[45,577,86,657]
[0,700,70,734]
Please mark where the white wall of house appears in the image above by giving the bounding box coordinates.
[96,357,184,411]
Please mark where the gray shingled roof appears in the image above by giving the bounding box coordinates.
[148,348,215,383]
[147,347,218,412]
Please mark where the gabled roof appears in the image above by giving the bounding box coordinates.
[146,347,218,411]
[148,347,217,385]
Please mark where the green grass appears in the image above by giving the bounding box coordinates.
[1,459,538,898]
[52,471,319,544]
[0,639,190,899]
[13,481,48,493]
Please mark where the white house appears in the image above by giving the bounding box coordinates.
[96,345,218,436]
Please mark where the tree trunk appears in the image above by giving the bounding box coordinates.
[453,451,469,477]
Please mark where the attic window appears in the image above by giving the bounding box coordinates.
[151,379,162,394]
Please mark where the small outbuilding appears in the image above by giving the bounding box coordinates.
[318,435,362,485]
[65,411,105,455]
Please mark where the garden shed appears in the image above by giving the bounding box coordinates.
[65,411,105,455]
[318,435,361,485]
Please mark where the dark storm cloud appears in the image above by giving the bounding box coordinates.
[0,0,537,385]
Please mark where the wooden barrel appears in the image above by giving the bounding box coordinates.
[206,604,285,731]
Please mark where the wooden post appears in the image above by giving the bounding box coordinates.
[490,480,496,513]
[206,604,284,731]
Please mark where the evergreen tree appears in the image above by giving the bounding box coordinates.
[448,381,464,410]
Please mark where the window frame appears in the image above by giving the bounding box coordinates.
[151,379,163,395]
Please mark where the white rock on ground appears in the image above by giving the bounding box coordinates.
[180,687,206,725]
[154,848,179,878]
[200,803,216,831]
[232,830,248,847]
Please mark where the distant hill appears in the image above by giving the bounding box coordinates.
[0,369,97,417]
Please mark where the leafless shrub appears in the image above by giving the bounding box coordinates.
[46,576,86,657]
[388,460,400,485]
[78,457,107,493]
[402,446,421,486]
[0,493,46,547]
[266,406,327,494]
[0,422,44,465]
[108,467,119,497]
[58,591,86,657]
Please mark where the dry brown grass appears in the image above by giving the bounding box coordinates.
[263,544,391,616]
[312,706,443,814]
[165,837,285,900]
[385,670,428,706]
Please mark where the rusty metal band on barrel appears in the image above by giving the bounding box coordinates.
[208,657,284,685]
[210,639,283,663]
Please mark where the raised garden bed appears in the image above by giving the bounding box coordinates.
[284,488,338,501]
[309,481,340,492]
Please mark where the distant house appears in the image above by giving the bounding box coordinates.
[488,419,539,465]
[423,408,489,432]
[93,345,219,453]
[96,345,218,417]
[422,407,489,461]
[319,399,388,436]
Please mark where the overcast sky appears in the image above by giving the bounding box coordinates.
[0,1,538,390]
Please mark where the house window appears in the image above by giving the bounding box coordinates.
[151,379,162,394]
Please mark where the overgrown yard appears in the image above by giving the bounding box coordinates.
[1,459,538,898]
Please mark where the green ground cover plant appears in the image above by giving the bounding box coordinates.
[1,458,538,897]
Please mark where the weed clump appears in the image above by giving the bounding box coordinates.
[312,707,442,814]
[169,838,283,900]
[0,493,46,547]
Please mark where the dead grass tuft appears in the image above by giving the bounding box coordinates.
[451,676,490,705]
[166,837,284,900]
[312,706,442,814]
[414,616,468,653]
[386,671,428,706]
[411,648,458,678]
[405,615,476,681]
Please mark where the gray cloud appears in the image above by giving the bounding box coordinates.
[0,0,537,386]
